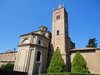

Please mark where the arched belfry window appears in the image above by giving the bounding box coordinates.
[56,15,60,20]
[36,51,41,61]
[57,30,59,35]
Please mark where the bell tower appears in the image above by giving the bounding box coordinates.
[51,5,74,71]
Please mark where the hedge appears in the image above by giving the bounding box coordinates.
[34,72,99,75]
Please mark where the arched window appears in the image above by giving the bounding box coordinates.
[36,51,41,61]
[57,47,59,49]
[56,15,60,20]
[38,40,41,44]
[57,30,59,35]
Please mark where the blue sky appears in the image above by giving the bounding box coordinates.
[0,0,100,52]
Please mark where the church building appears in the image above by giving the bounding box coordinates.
[13,26,51,75]
[13,5,100,74]
[14,5,75,74]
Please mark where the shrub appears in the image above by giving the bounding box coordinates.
[47,48,64,73]
[71,52,90,73]
[1,63,14,71]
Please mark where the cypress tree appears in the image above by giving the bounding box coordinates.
[47,48,64,73]
[71,52,90,73]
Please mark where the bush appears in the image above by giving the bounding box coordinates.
[47,48,64,73]
[71,52,90,73]
[35,72,99,75]
[1,63,14,71]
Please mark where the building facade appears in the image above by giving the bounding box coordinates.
[71,48,100,74]
[13,5,75,74]
[13,26,51,75]
[0,50,17,67]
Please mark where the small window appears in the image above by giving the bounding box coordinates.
[57,30,59,35]
[36,51,41,61]
[57,47,59,49]
[38,40,41,44]
[56,15,60,20]
[15,57,16,60]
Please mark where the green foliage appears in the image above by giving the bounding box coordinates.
[71,52,90,73]
[36,72,98,75]
[47,48,64,73]
[86,38,97,48]
[1,63,14,71]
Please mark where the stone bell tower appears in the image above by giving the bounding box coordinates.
[51,5,75,71]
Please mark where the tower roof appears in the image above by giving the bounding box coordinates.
[53,4,66,12]
[58,4,64,9]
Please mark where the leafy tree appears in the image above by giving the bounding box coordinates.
[1,63,14,71]
[86,38,97,48]
[47,48,64,73]
[71,52,90,73]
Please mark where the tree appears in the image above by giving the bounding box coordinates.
[86,38,97,48]
[1,63,14,71]
[47,48,64,73]
[71,52,90,73]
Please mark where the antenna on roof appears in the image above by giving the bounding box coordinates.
[59,0,64,8]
